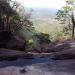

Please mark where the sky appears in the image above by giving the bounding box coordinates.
[13,0,66,9]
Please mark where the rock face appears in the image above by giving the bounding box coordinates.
[0,31,26,50]
[0,31,11,48]
[50,39,75,60]
[6,35,26,50]
[0,48,33,61]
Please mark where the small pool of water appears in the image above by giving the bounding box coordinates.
[0,56,55,67]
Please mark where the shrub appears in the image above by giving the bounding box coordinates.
[34,33,51,44]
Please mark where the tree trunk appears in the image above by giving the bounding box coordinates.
[6,16,10,31]
[5,14,10,31]
[71,12,75,38]
[72,25,74,38]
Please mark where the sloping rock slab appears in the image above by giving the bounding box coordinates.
[0,48,33,61]
[51,48,75,60]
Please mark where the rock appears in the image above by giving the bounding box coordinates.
[0,30,26,50]
[6,35,26,50]
[51,54,75,60]
[46,43,70,52]
[50,48,75,60]
[20,68,27,73]
[0,48,33,61]
[0,31,12,48]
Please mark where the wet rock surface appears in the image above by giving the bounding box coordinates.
[0,58,75,75]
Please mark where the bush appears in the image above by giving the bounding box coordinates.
[34,33,51,44]
[62,26,70,36]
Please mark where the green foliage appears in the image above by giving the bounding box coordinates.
[56,0,75,38]
[66,0,75,5]
[34,33,51,44]
[34,19,72,42]
[55,10,67,23]
[56,0,75,23]
[0,0,34,32]
[52,26,71,42]
[0,0,36,48]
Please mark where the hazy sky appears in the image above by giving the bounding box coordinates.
[13,0,66,9]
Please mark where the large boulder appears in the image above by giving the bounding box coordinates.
[0,31,12,48]
[0,31,26,50]
[6,35,26,50]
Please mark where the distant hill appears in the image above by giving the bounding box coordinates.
[25,8,58,20]
[32,8,58,19]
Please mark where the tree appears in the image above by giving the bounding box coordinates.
[0,0,35,49]
[0,0,34,35]
[55,10,66,24]
[0,0,20,31]
[56,0,75,38]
